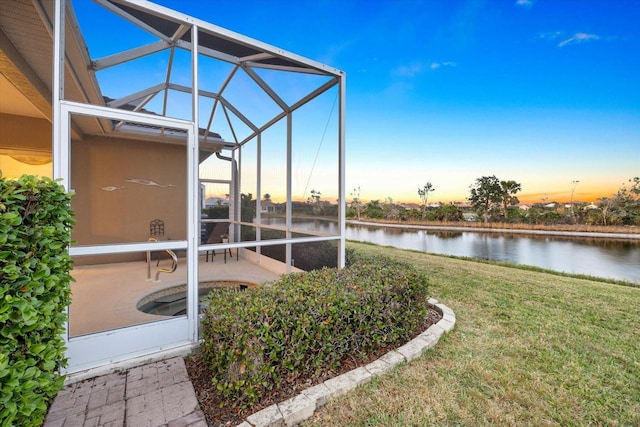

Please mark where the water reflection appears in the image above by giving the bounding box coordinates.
[260,218,640,283]
[349,224,640,283]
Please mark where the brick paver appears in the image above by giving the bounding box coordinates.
[43,358,206,427]
[44,301,456,427]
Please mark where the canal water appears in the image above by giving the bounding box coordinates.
[346,223,640,283]
[263,218,640,283]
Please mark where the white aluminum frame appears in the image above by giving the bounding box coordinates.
[59,101,197,373]
[52,0,346,374]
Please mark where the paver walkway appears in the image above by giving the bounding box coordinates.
[43,357,206,427]
[43,300,455,427]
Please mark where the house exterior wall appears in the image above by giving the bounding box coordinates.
[0,112,52,177]
[71,135,187,264]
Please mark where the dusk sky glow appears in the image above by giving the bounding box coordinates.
[75,0,639,205]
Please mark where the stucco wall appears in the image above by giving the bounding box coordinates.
[0,113,52,177]
[71,135,187,262]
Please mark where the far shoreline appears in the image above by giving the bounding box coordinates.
[346,219,640,240]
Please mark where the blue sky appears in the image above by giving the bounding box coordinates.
[77,0,639,204]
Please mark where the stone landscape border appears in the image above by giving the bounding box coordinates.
[238,298,456,427]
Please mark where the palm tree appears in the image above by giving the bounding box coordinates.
[418,182,435,219]
[570,180,580,223]
[499,180,522,219]
[350,187,362,220]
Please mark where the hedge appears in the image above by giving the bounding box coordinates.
[0,174,74,426]
[200,250,429,409]
[241,227,339,270]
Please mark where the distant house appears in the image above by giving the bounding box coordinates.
[205,197,229,207]
[518,204,531,211]
[586,203,599,210]
[462,212,479,221]
[261,199,276,213]
[400,202,421,210]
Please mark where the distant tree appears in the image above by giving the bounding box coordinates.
[631,177,640,196]
[350,186,362,220]
[569,180,580,223]
[405,208,422,220]
[627,177,640,225]
[264,193,271,201]
[306,189,322,214]
[597,197,616,226]
[418,182,435,219]
[241,193,255,223]
[383,197,401,221]
[523,205,543,225]
[364,200,384,219]
[203,205,229,222]
[468,175,502,222]
[308,189,321,205]
[499,180,522,219]
[540,210,565,225]
[505,206,527,223]
[432,204,463,222]
[601,177,640,226]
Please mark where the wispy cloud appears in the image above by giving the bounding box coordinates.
[392,60,457,77]
[430,61,457,70]
[558,32,600,47]
[537,31,603,48]
[392,62,426,77]
[515,0,535,7]
[537,31,562,41]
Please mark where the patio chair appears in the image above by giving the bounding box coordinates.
[149,219,165,265]
[149,218,164,237]
[205,221,235,263]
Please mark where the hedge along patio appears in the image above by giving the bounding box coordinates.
[0,0,345,375]
[0,175,73,425]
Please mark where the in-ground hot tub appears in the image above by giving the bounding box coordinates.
[137,281,256,316]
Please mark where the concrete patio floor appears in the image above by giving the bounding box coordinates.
[69,251,283,337]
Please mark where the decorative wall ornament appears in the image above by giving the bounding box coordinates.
[100,186,125,191]
[126,177,174,188]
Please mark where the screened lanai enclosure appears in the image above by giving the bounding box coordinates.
[0,0,345,374]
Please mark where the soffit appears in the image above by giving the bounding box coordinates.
[0,0,103,133]
[0,73,45,118]
[0,0,52,121]
[0,1,53,92]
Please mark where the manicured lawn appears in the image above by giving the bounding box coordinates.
[304,241,640,426]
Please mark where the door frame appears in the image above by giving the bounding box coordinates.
[59,101,199,374]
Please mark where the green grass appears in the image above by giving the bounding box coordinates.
[304,241,640,426]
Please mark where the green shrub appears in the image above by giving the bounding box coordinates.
[243,227,339,270]
[200,251,429,409]
[257,239,338,271]
[0,174,74,426]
